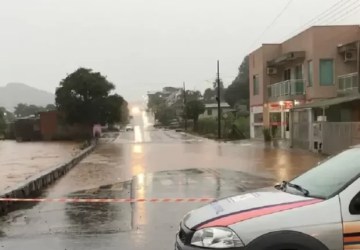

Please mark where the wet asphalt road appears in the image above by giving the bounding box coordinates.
[0,111,323,250]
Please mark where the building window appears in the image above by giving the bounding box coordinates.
[319,59,334,86]
[308,60,313,86]
[253,75,259,95]
[283,69,291,80]
[295,65,303,79]
[207,109,212,116]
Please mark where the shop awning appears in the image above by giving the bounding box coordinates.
[292,94,360,109]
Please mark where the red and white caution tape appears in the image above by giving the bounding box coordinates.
[0,197,215,203]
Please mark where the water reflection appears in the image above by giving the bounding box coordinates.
[134,126,143,143]
[64,186,132,234]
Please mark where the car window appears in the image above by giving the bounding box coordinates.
[290,148,360,199]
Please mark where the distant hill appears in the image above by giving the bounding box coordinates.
[0,83,55,111]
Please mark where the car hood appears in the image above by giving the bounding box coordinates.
[183,187,321,230]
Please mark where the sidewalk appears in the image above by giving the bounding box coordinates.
[0,141,80,192]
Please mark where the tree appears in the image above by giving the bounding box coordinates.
[203,88,216,103]
[225,56,249,108]
[147,92,166,112]
[55,68,127,126]
[185,90,202,102]
[14,103,45,117]
[156,104,176,126]
[0,111,5,136]
[211,79,225,102]
[185,100,205,131]
[0,107,15,123]
[45,104,56,111]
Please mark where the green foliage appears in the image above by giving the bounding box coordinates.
[14,103,47,117]
[0,112,6,136]
[45,104,56,111]
[203,88,216,103]
[212,79,225,101]
[232,117,250,139]
[197,118,218,135]
[185,100,205,130]
[156,105,176,126]
[55,67,127,125]
[0,107,15,123]
[185,90,202,102]
[147,92,166,112]
[225,56,249,107]
[196,115,250,140]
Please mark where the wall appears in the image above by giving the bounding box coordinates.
[309,25,360,100]
[40,111,58,141]
[249,47,264,107]
[249,44,281,107]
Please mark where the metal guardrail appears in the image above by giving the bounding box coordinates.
[268,79,305,98]
[338,73,358,93]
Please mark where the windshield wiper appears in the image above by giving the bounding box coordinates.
[277,181,310,196]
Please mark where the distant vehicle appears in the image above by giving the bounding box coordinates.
[125,125,134,131]
[154,121,162,128]
[169,121,180,129]
[176,146,360,250]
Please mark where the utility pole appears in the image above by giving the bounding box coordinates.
[183,82,188,132]
[217,60,221,139]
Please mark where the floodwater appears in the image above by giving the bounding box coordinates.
[0,140,80,192]
[0,111,324,250]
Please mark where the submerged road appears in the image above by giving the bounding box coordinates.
[0,111,323,250]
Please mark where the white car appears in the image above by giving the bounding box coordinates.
[176,146,360,250]
[125,125,134,131]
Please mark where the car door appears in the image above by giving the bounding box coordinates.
[339,177,360,250]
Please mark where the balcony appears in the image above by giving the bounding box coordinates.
[338,73,358,95]
[267,79,305,101]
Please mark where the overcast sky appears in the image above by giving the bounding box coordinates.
[0,0,359,103]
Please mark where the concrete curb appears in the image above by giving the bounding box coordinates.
[0,144,96,215]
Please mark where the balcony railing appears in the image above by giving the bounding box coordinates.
[338,73,358,93]
[268,79,305,99]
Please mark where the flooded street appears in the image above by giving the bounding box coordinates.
[0,141,80,192]
[0,111,324,250]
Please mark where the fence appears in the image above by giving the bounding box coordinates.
[321,122,360,155]
[291,109,309,150]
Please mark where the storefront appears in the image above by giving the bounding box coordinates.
[250,105,264,139]
[268,100,305,139]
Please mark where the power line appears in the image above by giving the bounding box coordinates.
[247,0,294,51]
[308,0,354,25]
[320,0,360,25]
[324,0,360,24]
[279,0,354,41]
[334,3,360,23]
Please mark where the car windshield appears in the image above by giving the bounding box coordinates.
[290,148,360,199]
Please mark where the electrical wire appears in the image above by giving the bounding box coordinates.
[278,0,354,41]
[247,0,295,51]
[327,1,360,24]
[320,0,360,25]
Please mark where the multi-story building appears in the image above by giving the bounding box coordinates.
[249,25,360,140]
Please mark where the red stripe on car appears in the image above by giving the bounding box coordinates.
[197,199,321,230]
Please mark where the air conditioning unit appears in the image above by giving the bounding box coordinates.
[267,67,277,75]
[344,51,356,62]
